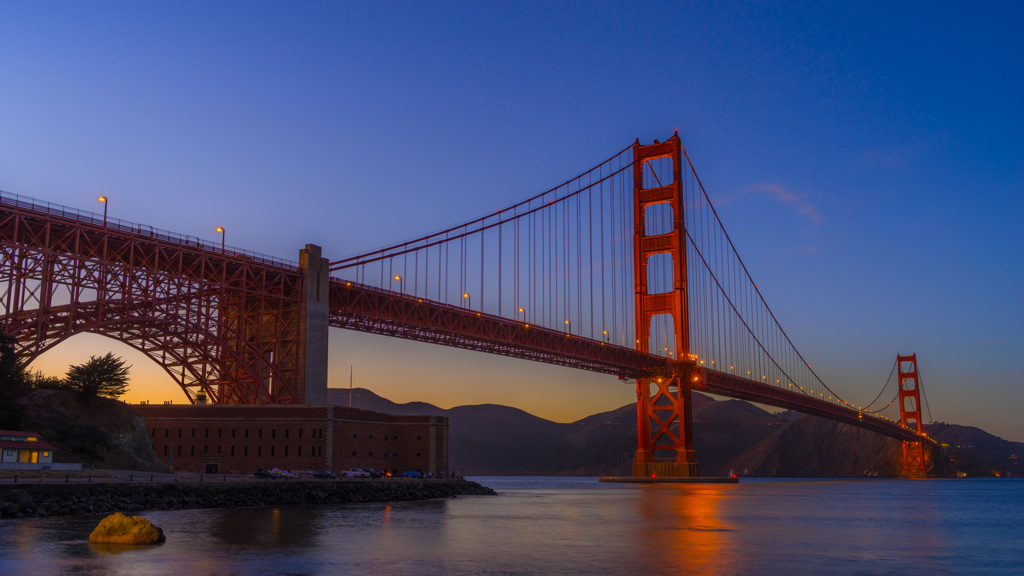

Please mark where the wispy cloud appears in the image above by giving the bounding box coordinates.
[723,183,823,226]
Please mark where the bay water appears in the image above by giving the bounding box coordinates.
[0,477,1020,575]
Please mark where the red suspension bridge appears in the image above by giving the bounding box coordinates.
[0,131,934,478]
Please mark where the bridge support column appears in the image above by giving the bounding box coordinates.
[297,244,330,405]
[897,354,927,477]
[631,133,699,478]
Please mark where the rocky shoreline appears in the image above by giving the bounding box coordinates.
[0,479,497,519]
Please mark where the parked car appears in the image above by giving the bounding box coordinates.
[403,471,423,478]
[313,470,337,480]
[297,469,315,479]
[271,468,295,479]
[254,467,273,479]
[342,468,370,479]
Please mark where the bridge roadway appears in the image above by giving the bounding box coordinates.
[329,279,931,445]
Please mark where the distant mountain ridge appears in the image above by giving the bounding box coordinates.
[326,388,1023,478]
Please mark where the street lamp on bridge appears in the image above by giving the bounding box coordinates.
[98,196,108,226]
[216,227,225,254]
[463,292,471,311]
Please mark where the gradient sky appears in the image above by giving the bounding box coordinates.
[2,2,1021,440]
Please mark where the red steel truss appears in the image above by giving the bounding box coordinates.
[0,194,306,405]
[328,279,929,445]
[329,279,671,378]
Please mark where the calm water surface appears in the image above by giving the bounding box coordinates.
[0,477,1021,575]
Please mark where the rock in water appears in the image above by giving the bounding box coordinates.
[89,512,166,544]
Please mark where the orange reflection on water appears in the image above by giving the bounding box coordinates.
[633,483,740,575]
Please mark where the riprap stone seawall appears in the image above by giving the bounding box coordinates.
[0,479,496,519]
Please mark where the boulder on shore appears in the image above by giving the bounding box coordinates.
[88,512,166,544]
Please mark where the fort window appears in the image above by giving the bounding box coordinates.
[258,429,263,439]
[217,445,221,454]
[204,429,209,439]
[177,446,181,456]
[272,429,276,439]
[352,433,357,439]
[191,429,196,438]
[416,452,422,457]
[271,446,275,457]
[164,429,168,438]
[257,446,262,457]
[244,446,248,457]
[368,451,373,457]
[218,429,222,439]
[231,428,236,439]
[163,446,168,456]
[190,446,195,456]
[285,429,290,439]
[245,429,249,439]
[151,429,155,438]
[204,445,208,454]
[351,451,357,457]
[368,434,373,440]
[178,429,182,438]
[392,452,398,457]
[298,429,303,439]
[231,446,235,457]
[416,435,422,441]
[284,446,289,457]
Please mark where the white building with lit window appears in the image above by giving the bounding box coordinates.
[0,430,56,470]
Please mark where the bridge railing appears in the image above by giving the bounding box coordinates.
[0,190,297,270]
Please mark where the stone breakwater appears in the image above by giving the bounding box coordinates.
[0,480,497,519]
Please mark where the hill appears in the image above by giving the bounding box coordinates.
[17,389,167,472]
[330,387,1023,478]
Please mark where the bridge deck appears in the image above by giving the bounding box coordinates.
[329,279,931,445]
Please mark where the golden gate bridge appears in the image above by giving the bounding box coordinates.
[0,131,934,478]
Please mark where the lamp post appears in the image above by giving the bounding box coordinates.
[518,307,525,323]
[463,292,471,311]
[98,196,108,226]
[216,227,225,254]
[393,275,402,293]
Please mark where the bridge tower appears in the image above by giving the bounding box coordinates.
[897,353,927,477]
[631,132,700,478]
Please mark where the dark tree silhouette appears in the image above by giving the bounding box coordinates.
[0,332,28,428]
[65,353,131,399]
[27,369,66,390]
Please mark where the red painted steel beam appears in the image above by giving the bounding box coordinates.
[329,279,671,379]
[328,279,932,446]
[694,367,934,444]
[1,196,305,405]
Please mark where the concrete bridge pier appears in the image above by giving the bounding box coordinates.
[297,244,329,405]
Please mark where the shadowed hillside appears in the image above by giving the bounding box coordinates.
[329,387,1022,478]
[18,389,167,472]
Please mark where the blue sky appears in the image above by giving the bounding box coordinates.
[2,2,1022,440]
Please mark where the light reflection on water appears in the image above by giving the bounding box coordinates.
[0,477,1020,575]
